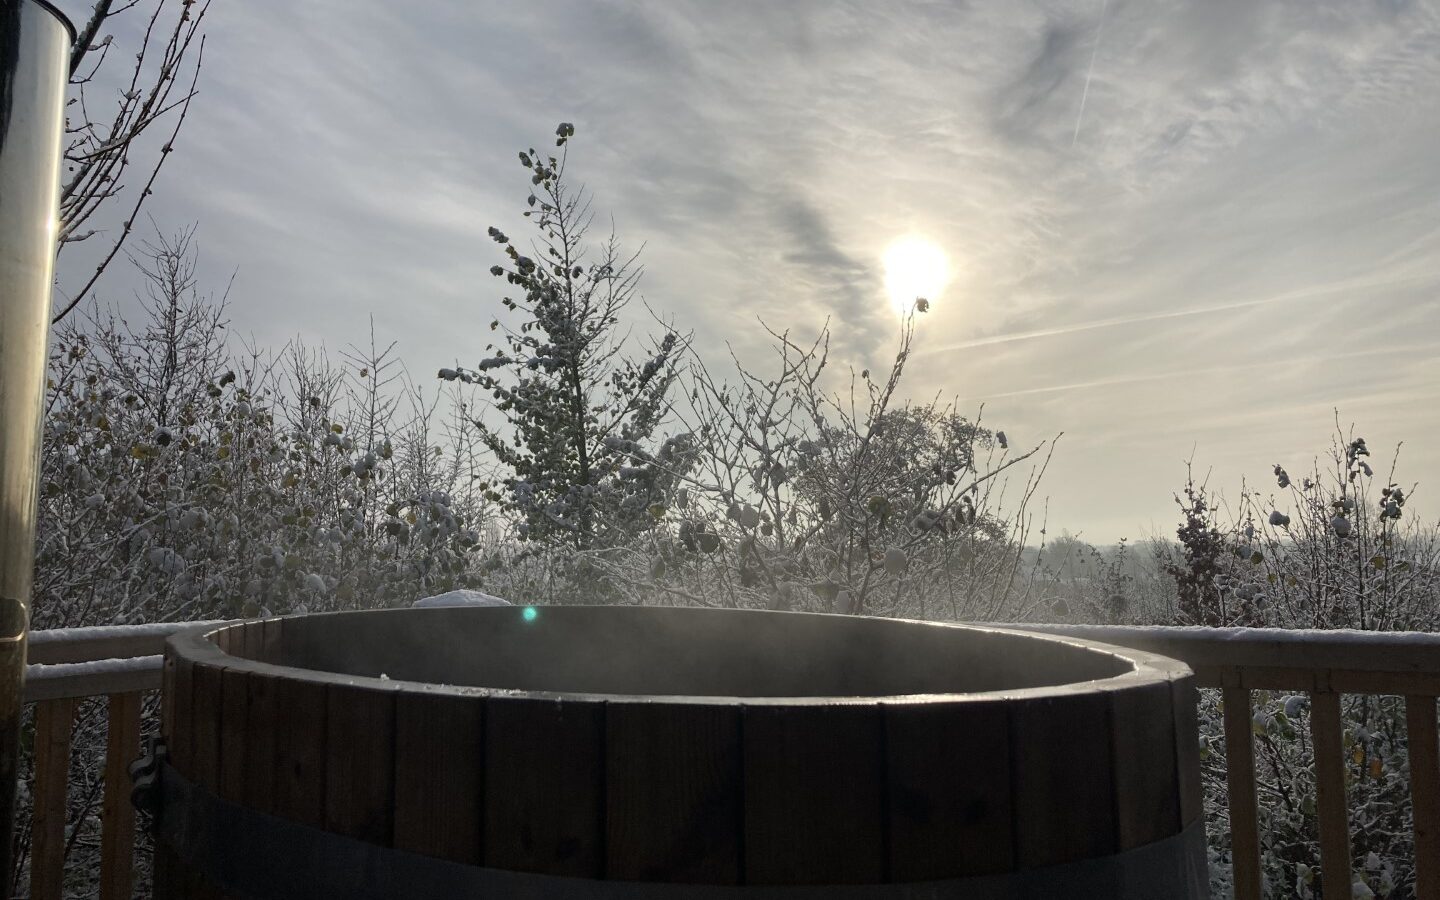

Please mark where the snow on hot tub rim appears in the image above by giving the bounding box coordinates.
[166,606,1195,707]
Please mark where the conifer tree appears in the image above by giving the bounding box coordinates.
[442,125,685,551]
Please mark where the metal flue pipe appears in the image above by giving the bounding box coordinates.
[0,0,73,878]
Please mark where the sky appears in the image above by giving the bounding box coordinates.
[51,0,1440,543]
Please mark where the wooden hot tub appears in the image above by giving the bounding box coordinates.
[156,606,1206,898]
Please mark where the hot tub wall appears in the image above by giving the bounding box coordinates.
[156,610,1203,895]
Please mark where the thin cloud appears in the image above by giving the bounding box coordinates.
[53,0,1440,540]
[956,340,1440,403]
[922,271,1437,356]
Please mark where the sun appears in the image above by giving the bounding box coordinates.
[882,236,950,315]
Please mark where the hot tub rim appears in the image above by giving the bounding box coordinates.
[165,606,1194,706]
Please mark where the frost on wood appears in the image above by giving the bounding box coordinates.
[27,655,162,679]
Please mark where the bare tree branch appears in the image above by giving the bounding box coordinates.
[53,0,213,323]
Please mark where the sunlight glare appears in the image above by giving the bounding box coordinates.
[882,236,950,315]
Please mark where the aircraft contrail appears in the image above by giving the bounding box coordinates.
[954,341,1440,403]
[1071,0,1109,148]
[919,271,1431,357]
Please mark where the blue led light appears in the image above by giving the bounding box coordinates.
[522,606,538,622]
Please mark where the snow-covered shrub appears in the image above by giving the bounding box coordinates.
[570,314,1055,619]
[1158,425,1439,898]
[34,231,495,632]
[1029,536,1177,624]
[1236,431,1437,633]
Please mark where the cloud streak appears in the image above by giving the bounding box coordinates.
[957,340,1440,403]
[1071,0,1107,148]
[922,270,1438,356]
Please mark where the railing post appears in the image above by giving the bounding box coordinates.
[1310,691,1352,900]
[30,696,75,900]
[1407,695,1440,900]
[1222,686,1264,900]
[99,692,142,900]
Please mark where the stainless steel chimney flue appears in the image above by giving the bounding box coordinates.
[0,0,73,878]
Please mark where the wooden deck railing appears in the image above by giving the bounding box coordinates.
[17,619,1440,899]
[1028,623,1440,900]
[22,622,225,900]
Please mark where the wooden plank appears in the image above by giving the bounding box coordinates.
[161,651,177,740]
[743,703,885,885]
[188,663,227,900]
[885,700,1012,879]
[1010,691,1116,868]
[324,683,396,845]
[31,697,76,900]
[1408,695,1440,900]
[605,701,742,883]
[243,669,280,815]
[273,676,327,826]
[225,623,246,653]
[258,617,283,665]
[99,692,142,900]
[170,655,195,778]
[1111,681,1181,850]
[239,621,262,660]
[1150,664,1440,696]
[190,663,225,792]
[1178,660,1440,697]
[1173,677,1204,826]
[1222,687,1263,900]
[230,622,249,659]
[1311,691,1352,900]
[219,668,250,803]
[393,692,484,864]
[483,696,604,877]
[277,616,314,669]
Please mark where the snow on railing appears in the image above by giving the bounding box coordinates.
[27,619,228,666]
[1019,623,1440,691]
[25,655,162,704]
[17,618,1440,900]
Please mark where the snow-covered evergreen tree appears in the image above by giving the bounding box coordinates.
[443,125,685,552]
